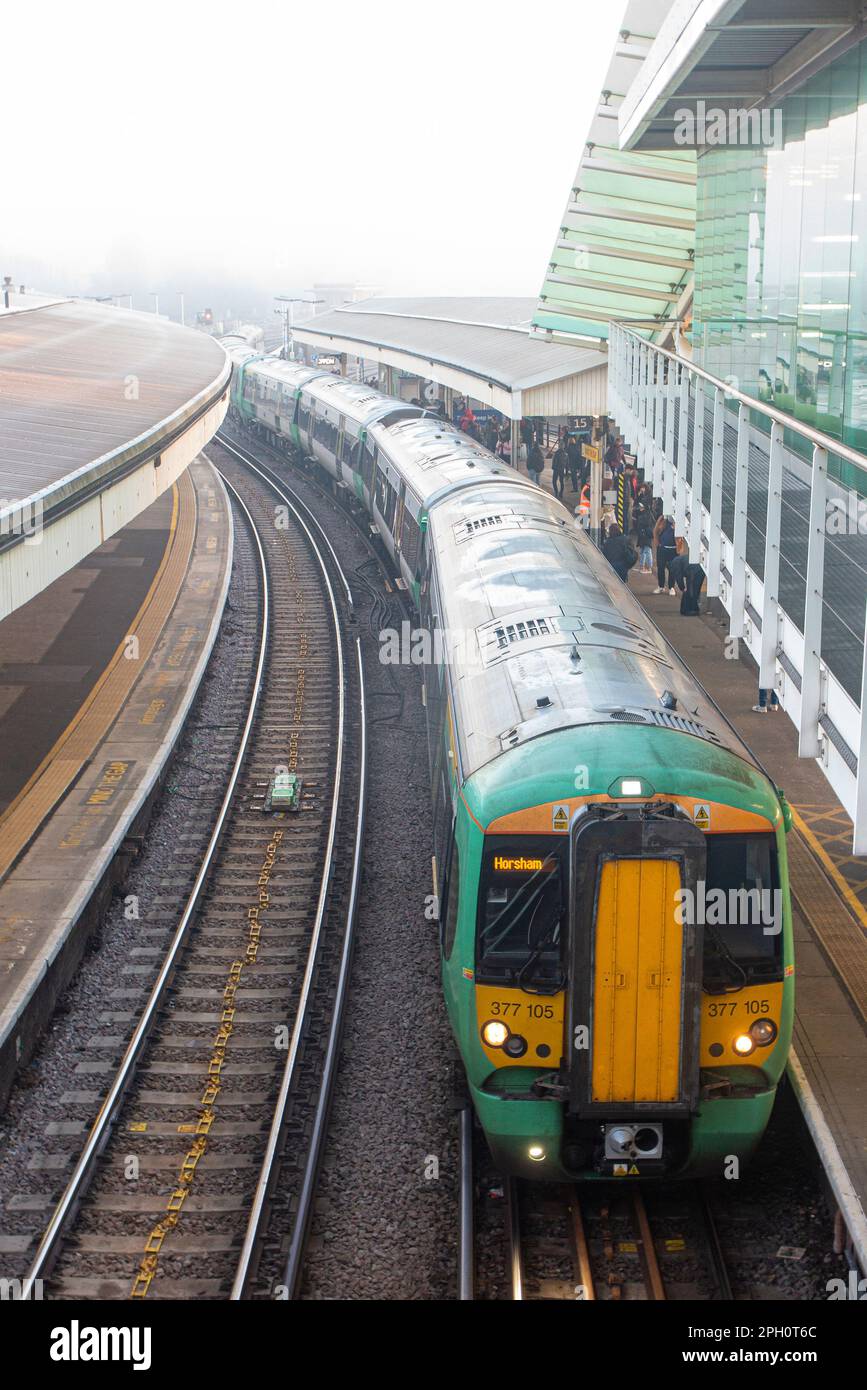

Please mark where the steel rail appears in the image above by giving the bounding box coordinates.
[281,637,367,1299]
[696,1185,734,1301]
[505,1178,525,1301]
[632,1188,666,1301]
[20,476,268,1298]
[224,439,359,1299]
[568,1188,596,1301]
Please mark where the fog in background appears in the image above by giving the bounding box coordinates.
[2,1,624,320]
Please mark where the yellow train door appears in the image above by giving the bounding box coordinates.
[591,858,684,1104]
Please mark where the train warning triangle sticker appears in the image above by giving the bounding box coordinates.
[553,804,569,832]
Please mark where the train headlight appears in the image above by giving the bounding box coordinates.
[733,1033,755,1056]
[608,775,654,798]
[482,1019,509,1048]
[528,1145,546,1162]
[503,1034,528,1058]
[750,1019,778,1047]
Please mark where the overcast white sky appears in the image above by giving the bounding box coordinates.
[2,1,625,306]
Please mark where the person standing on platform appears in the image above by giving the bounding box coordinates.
[602,523,637,584]
[753,688,780,714]
[654,515,677,593]
[551,438,568,499]
[484,417,499,454]
[527,440,545,486]
[634,503,654,574]
[605,435,625,476]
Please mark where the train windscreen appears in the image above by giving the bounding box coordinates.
[476,837,566,990]
[700,833,783,992]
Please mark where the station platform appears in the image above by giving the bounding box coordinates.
[0,300,230,623]
[0,456,232,1107]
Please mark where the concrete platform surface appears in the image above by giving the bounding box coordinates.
[0,457,232,1107]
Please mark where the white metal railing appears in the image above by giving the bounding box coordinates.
[607,320,867,852]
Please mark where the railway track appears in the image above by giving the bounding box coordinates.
[12,442,367,1300]
[460,1114,734,1300]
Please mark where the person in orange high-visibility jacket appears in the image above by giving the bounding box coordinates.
[576,482,591,524]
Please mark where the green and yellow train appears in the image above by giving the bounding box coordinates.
[224,345,794,1182]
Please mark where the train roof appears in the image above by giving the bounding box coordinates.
[426,480,756,780]
[368,414,519,510]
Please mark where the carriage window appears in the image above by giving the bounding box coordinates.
[361,441,376,492]
[401,510,420,570]
[477,837,565,988]
[442,840,460,959]
[374,466,398,527]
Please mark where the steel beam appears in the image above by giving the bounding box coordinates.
[729,403,750,639]
[759,422,784,689]
[799,445,828,759]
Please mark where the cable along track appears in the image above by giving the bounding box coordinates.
[20,446,367,1301]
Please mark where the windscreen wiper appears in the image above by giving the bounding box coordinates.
[702,924,748,994]
[515,918,565,996]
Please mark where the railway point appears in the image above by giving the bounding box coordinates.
[0,0,865,1353]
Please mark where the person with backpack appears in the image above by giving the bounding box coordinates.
[602,523,637,584]
[527,441,545,486]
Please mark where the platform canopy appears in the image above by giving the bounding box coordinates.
[292,297,608,419]
[533,0,696,346]
[618,0,864,150]
[0,299,229,622]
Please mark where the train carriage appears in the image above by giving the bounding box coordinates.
[222,341,794,1181]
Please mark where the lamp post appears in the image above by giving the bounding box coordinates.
[275,296,324,360]
[178,292,185,326]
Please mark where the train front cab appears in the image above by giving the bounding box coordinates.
[462,790,793,1182]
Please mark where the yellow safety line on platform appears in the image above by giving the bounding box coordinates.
[792,808,867,943]
[0,476,196,883]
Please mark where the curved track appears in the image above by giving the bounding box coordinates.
[19,444,367,1301]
